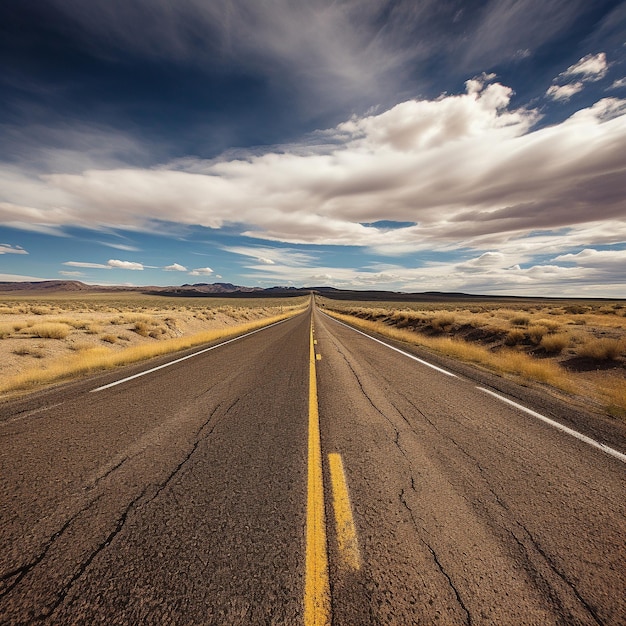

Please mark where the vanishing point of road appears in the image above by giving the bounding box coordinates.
[1,300,625,624]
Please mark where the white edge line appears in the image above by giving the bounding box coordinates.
[320,311,457,378]
[91,318,289,393]
[477,387,626,464]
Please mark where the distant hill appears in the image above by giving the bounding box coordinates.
[0,280,618,302]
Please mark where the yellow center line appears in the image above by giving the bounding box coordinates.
[304,321,331,626]
[328,453,361,571]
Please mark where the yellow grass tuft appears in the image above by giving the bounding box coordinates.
[577,338,623,360]
[28,323,72,339]
[539,333,570,354]
[323,310,574,392]
[0,307,305,395]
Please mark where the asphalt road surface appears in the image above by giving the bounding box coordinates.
[1,302,625,625]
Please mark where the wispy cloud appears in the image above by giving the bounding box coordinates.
[63,259,145,270]
[0,244,28,255]
[58,270,84,277]
[99,241,141,252]
[223,246,316,267]
[546,82,584,101]
[558,52,609,82]
[547,52,609,101]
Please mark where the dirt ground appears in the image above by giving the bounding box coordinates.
[0,295,300,381]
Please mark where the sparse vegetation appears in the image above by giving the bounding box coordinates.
[28,323,71,339]
[0,293,307,396]
[539,333,569,354]
[317,296,626,417]
[577,338,623,361]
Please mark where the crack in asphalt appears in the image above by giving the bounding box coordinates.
[515,522,605,626]
[331,333,472,624]
[0,494,105,600]
[399,488,472,626]
[3,396,240,623]
[398,391,605,624]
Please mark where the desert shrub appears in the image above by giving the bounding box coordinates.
[539,333,570,354]
[148,327,167,339]
[505,329,526,345]
[534,318,560,332]
[431,314,455,331]
[528,325,549,344]
[0,323,13,339]
[29,323,71,339]
[564,304,589,315]
[577,338,623,360]
[12,346,45,358]
[101,334,118,344]
[133,321,151,337]
[510,315,530,327]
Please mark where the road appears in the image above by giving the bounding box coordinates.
[1,301,625,625]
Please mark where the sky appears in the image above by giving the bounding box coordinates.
[1,1,625,297]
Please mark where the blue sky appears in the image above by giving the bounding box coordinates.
[1,0,625,296]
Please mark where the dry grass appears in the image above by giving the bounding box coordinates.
[324,310,573,392]
[539,333,570,354]
[577,338,623,360]
[318,296,626,417]
[28,323,72,339]
[0,306,305,395]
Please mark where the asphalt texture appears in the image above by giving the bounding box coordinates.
[1,303,625,625]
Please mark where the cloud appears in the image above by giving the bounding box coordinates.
[63,261,110,269]
[223,246,316,267]
[3,84,626,261]
[107,259,144,270]
[163,263,188,271]
[63,259,144,270]
[58,270,84,277]
[611,78,626,90]
[189,267,213,276]
[553,248,626,266]
[559,52,609,82]
[0,244,28,255]
[99,241,141,252]
[0,273,49,282]
[546,52,610,102]
[546,82,584,101]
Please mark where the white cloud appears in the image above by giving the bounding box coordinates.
[0,244,28,255]
[2,85,625,267]
[99,241,141,252]
[546,82,584,101]
[63,261,110,269]
[163,263,188,271]
[224,246,315,267]
[107,259,144,270]
[0,273,49,282]
[553,248,626,266]
[559,52,609,82]
[62,259,145,270]
[611,78,626,89]
[189,267,213,276]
